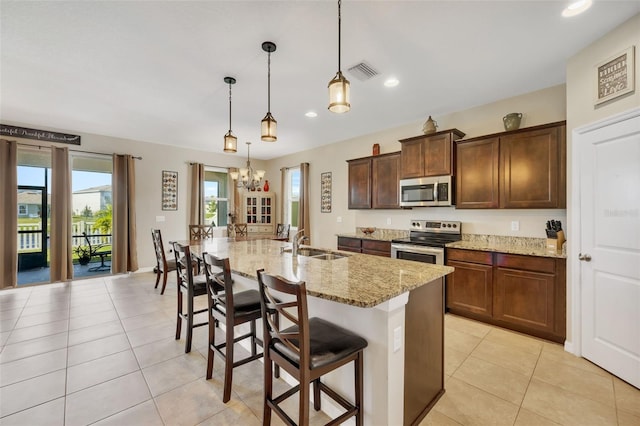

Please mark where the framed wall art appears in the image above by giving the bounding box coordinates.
[321,172,332,213]
[595,46,635,106]
[162,170,178,211]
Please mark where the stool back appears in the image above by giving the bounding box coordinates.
[172,242,195,292]
[234,223,248,236]
[151,229,168,269]
[201,253,232,305]
[189,224,213,240]
[257,270,310,371]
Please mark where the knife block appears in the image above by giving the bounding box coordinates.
[546,230,565,254]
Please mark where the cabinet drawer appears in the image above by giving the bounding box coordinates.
[496,253,555,274]
[337,237,362,249]
[362,239,391,254]
[447,248,493,265]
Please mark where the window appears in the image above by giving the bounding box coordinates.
[18,205,27,216]
[204,167,229,227]
[284,167,300,228]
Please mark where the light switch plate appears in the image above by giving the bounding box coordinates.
[511,221,520,231]
[386,217,392,225]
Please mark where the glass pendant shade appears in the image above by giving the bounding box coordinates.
[261,112,277,142]
[229,171,239,181]
[224,131,237,153]
[328,71,351,113]
[223,76,238,152]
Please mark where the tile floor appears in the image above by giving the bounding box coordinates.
[0,272,638,426]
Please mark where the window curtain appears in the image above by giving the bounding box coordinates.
[298,162,310,243]
[0,140,18,289]
[280,167,286,224]
[228,167,239,224]
[190,163,205,226]
[112,154,138,273]
[50,146,73,282]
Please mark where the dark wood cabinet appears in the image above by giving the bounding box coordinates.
[347,158,372,209]
[455,121,566,209]
[456,137,500,208]
[446,249,493,319]
[347,152,400,210]
[372,153,400,209]
[446,248,566,343]
[337,237,391,257]
[399,129,465,179]
[362,240,391,257]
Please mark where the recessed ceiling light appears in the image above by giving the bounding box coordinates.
[305,111,318,118]
[384,78,399,87]
[562,0,592,17]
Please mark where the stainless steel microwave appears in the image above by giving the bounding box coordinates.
[399,176,454,207]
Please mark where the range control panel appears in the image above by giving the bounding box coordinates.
[410,220,461,234]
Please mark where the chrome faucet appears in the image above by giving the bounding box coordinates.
[292,229,308,256]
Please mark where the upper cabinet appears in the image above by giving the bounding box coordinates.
[456,121,566,209]
[399,129,466,179]
[347,152,401,210]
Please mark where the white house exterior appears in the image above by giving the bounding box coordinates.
[72,185,112,215]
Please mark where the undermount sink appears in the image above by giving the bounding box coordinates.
[282,247,350,260]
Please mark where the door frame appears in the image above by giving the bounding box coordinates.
[569,106,640,356]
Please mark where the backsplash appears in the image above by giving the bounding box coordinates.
[355,227,408,240]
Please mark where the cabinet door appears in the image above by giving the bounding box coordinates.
[424,133,452,176]
[500,126,561,208]
[372,153,400,209]
[400,139,424,179]
[348,158,372,209]
[446,260,493,318]
[494,267,555,333]
[362,240,391,257]
[456,138,499,208]
[337,236,362,253]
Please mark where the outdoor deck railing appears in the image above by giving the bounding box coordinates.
[17,221,112,252]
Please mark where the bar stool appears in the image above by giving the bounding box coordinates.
[151,229,176,295]
[172,242,208,353]
[257,270,368,426]
[202,253,277,403]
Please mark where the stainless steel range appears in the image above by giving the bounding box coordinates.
[391,220,462,265]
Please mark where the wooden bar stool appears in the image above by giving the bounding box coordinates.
[151,229,176,295]
[257,270,368,426]
[173,242,208,353]
[202,253,277,403]
[189,224,214,240]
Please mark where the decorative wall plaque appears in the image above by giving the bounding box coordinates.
[162,170,178,211]
[321,172,332,213]
[595,46,635,106]
[0,124,81,145]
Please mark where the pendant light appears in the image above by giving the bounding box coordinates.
[223,76,237,153]
[261,41,277,142]
[328,0,350,113]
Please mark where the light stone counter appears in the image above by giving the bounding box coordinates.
[336,227,408,242]
[446,234,567,259]
[188,238,453,307]
[186,237,451,424]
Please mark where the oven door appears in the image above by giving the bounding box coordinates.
[391,243,444,265]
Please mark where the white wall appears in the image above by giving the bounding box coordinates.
[266,84,567,250]
[565,13,640,346]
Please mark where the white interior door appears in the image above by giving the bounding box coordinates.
[579,108,640,388]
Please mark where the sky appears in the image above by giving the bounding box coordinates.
[18,166,111,192]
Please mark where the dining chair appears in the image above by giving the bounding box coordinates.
[189,224,214,240]
[226,223,235,237]
[172,242,208,353]
[151,229,176,295]
[202,253,277,403]
[273,223,290,241]
[234,223,248,237]
[257,270,368,425]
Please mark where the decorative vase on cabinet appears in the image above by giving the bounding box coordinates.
[263,180,270,192]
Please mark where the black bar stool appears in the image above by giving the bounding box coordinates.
[257,269,368,425]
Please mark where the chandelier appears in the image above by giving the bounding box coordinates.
[229,142,265,191]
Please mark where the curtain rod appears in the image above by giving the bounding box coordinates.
[16,142,142,159]
[280,165,299,171]
[188,162,233,168]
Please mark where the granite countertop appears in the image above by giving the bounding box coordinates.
[446,235,567,259]
[188,238,453,308]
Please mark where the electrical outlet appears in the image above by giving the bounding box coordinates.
[511,221,520,231]
[386,217,392,225]
[393,326,402,352]
[337,216,342,223]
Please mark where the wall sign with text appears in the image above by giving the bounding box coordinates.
[0,124,81,145]
[595,46,635,106]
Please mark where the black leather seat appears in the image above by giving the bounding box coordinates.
[257,270,368,425]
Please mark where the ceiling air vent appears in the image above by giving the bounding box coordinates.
[347,61,379,82]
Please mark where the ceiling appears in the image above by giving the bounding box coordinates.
[1,1,638,160]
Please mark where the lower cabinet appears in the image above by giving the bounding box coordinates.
[446,248,566,343]
[337,237,391,257]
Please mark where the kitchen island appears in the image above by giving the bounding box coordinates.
[188,238,453,425]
